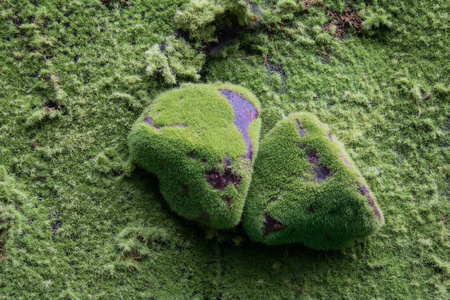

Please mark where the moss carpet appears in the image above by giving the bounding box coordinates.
[0,0,449,298]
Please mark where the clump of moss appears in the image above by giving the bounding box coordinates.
[175,0,259,43]
[145,36,205,85]
[128,83,261,229]
[242,113,384,250]
[0,166,27,250]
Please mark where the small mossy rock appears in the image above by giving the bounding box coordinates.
[128,83,261,229]
[242,112,384,250]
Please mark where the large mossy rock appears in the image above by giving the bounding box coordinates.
[128,83,261,229]
[242,112,384,250]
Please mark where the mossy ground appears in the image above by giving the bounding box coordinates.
[0,0,449,298]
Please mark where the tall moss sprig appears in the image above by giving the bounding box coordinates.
[175,0,258,43]
[145,36,205,85]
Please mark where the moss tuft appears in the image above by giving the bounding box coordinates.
[242,112,384,250]
[145,36,205,85]
[175,0,259,43]
[128,83,261,229]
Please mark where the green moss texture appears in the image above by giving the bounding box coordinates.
[243,112,383,249]
[128,83,261,229]
[0,0,449,298]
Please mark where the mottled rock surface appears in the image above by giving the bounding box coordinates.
[242,112,384,250]
[128,83,261,229]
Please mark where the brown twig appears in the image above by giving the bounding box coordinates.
[314,49,331,56]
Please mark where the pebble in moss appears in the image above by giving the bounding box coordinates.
[242,112,384,250]
[128,83,261,229]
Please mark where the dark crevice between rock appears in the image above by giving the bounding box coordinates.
[262,213,286,236]
[219,90,258,160]
[295,119,306,137]
[358,184,382,220]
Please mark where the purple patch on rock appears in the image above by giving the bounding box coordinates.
[143,116,187,130]
[307,148,320,165]
[262,213,286,236]
[143,116,161,131]
[315,166,331,183]
[205,167,241,190]
[306,148,331,183]
[295,119,306,138]
[340,154,353,168]
[219,90,258,160]
[326,133,333,142]
[358,184,382,220]
[222,196,232,208]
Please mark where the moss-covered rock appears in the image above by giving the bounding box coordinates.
[242,113,383,250]
[128,83,261,229]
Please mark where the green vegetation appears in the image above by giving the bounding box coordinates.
[175,0,259,43]
[0,0,448,298]
[243,112,383,249]
[128,83,261,229]
[145,36,205,84]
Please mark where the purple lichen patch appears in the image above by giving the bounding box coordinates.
[306,148,331,183]
[142,116,187,131]
[295,119,306,138]
[358,184,382,220]
[340,154,353,168]
[262,213,286,236]
[205,167,241,190]
[326,132,333,142]
[143,116,161,131]
[314,165,331,183]
[307,148,320,165]
[222,196,232,208]
[219,90,258,160]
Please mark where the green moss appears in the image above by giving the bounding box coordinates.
[128,83,261,229]
[243,113,383,249]
[0,0,448,297]
[175,0,258,43]
[145,36,205,85]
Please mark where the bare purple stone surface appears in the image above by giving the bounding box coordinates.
[340,154,353,168]
[307,148,320,165]
[143,116,186,131]
[306,148,331,183]
[295,119,306,137]
[315,166,331,183]
[143,116,161,131]
[358,184,382,220]
[219,90,258,160]
[205,166,241,190]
